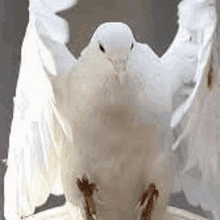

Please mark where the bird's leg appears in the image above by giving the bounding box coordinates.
[137,183,159,220]
[77,175,98,220]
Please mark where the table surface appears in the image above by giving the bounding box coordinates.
[25,205,208,220]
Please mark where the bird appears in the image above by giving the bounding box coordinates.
[4,0,219,220]
[54,21,174,220]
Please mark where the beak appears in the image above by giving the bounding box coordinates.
[109,58,128,84]
[113,58,127,73]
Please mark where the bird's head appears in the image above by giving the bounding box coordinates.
[90,22,135,74]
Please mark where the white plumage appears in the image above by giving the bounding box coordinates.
[4,0,220,219]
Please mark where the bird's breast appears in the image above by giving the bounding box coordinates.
[72,75,165,209]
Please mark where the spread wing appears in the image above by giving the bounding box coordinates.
[169,0,220,218]
[131,0,203,119]
[4,0,77,219]
[132,0,218,217]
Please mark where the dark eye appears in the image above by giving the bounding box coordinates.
[99,43,105,53]
[130,42,134,50]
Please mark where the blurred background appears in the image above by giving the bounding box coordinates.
[0,0,213,219]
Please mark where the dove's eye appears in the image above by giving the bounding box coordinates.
[130,42,134,50]
[99,44,105,53]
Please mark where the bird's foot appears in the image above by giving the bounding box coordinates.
[137,183,159,220]
[77,175,98,220]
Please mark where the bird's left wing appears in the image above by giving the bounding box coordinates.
[161,0,216,123]
[169,0,217,128]
[131,0,217,217]
[169,1,220,218]
[130,0,212,123]
[155,0,220,216]
[4,0,77,219]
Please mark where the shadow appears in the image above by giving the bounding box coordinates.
[34,194,66,214]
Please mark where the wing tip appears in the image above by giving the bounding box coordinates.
[177,0,216,31]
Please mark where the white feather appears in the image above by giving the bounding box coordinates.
[4,0,77,219]
[170,1,220,219]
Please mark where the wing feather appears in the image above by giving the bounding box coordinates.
[135,0,202,118]
[137,0,218,216]
[4,0,77,219]
[169,0,220,216]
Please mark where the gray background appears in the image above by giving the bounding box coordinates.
[0,0,213,219]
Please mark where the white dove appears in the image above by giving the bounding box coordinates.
[54,21,175,220]
[4,0,219,220]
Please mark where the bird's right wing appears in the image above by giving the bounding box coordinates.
[4,0,77,219]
